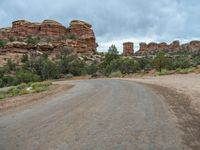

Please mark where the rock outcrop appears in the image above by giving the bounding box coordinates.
[0,19,97,65]
[136,40,200,55]
[123,42,134,56]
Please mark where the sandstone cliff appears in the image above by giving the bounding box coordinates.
[0,19,97,65]
[136,40,200,55]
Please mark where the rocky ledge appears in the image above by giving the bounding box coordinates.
[0,19,98,65]
[136,40,200,55]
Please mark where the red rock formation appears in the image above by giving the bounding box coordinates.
[137,40,200,55]
[139,42,148,52]
[158,42,168,51]
[39,20,69,37]
[188,41,200,52]
[69,20,97,53]
[169,40,180,52]
[147,42,158,51]
[123,42,134,56]
[0,28,11,40]
[10,20,40,38]
[0,19,97,65]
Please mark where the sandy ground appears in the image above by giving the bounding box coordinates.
[120,73,200,149]
[123,73,200,112]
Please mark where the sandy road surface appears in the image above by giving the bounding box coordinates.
[0,79,184,150]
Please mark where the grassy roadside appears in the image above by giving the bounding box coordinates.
[0,82,52,100]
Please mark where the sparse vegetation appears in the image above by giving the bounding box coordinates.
[0,40,7,48]
[0,44,200,93]
[26,36,40,45]
[0,82,52,100]
[66,34,79,40]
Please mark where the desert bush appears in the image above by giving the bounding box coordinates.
[137,57,152,71]
[152,52,171,72]
[57,47,76,74]
[170,57,191,69]
[26,36,40,45]
[0,82,52,99]
[68,59,87,76]
[176,67,196,74]
[2,76,18,87]
[64,73,74,79]
[100,45,120,76]
[0,91,6,100]
[16,70,41,83]
[109,71,123,78]
[158,69,171,76]
[86,63,99,75]
[40,60,60,80]
[31,82,52,93]
[0,67,5,78]
[4,59,16,72]
[0,40,7,47]
[0,79,4,88]
[120,58,139,74]
[66,34,79,40]
[21,54,29,63]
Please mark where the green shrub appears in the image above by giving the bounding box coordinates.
[0,79,3,88]
[30,82,52,93]
[21,54,29,63]
[152,52,171,72]
[69,60,87,76]
[0,40,7,47]
[0,92,6,100]
[158,69,171,76]
[16,71,41,83]
[0,67,5,78]
[86,63,98,75]
[66,34,79,40]
[64,73,74,79]
[176,67,196,74]
[26,36,40,45]
[138,57,151,71]
[120,58,139,74]
[0,82,52,99]
[5,59,16,71]
[171,57,191,69]
[2,76,18,87]
[41,61,60,80]
[109,71,123,78]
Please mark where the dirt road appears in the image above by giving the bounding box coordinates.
[0,79,185,150]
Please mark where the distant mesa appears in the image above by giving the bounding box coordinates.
[123,40,200,56]
[136,40,200,55]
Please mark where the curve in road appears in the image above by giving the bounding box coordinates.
[0,79,183,150]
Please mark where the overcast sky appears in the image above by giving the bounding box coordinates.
[0,0,200,52]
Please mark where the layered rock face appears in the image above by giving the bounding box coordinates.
[69,20,97,53]
[137,40,200,55]
[123,42,134,56]
[39,20,69,37]
[0,19,97,65]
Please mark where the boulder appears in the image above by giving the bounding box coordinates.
[37,42,54,51]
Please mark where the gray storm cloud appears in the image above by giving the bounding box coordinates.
[0,0,200,51]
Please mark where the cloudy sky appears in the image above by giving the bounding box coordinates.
[0,0,200,52]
